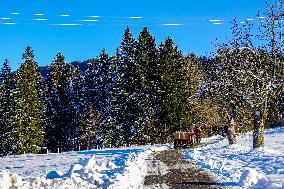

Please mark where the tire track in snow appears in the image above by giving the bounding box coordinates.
[143,149,228,189]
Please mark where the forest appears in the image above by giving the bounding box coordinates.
[0,1,283,156]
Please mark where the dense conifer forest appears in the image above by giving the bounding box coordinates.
[0,1,283,155]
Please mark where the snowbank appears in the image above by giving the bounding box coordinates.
[239,168,267,187]
[0,151,94,179]
[0,155,114,189]
[109,145,169,189]
[0,145,169,189]
[184,127,284,189]
[0,171,23,189]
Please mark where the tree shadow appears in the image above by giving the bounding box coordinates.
[176,181,240,187]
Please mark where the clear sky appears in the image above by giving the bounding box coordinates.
[0,0,267,70]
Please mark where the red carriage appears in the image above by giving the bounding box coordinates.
[173,131,196,148]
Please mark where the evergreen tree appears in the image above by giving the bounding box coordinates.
[45,53,83,151]
[78,105,101,150]
[0,60,16,155]
[157,38,191,142]
[12,47,45,154]
[65,64,85,149]
[109,27,142,146]
[45,52,66,152]
[84,58,97,107]
[84,50,113,148]
[89,49,112,115]
[134,27,159,144]
[103,48,124,148]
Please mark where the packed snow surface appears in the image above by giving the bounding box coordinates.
[184,127,284,189]
[0,144,169,189]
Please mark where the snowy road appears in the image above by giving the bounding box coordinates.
[143,149,228,189]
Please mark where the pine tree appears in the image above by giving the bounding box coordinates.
[84,58,97,107]
[12,47,45,154]
[157,38,191,142]
[89,49,112,115]
[103,48,124,148]
[65,64,85,149]
[84,50,113,148]
[45,52,66,152]
[0,60,16,155]
[134,27,159,144]
[109,27,142,146]
[45,53,82,151]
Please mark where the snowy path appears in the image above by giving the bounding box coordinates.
[143,149,230,189]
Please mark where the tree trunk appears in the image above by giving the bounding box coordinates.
[227,118,237,145]
[226,100,237,145]
[87,136,90,150]
[253,110,266,148]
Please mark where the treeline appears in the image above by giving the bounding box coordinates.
[0,27,201,155]
[0,1,283,155]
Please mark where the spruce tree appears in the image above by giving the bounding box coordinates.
[64,64,82,149]
[157,38,191,141]
[90,49,112,115]
[103,48,124,148]
[84,58,97,107]
[134,27,159,144]
[45,53,81,151]
[107,27,143,147]
[45,53,65,151]
[0,60,16,155]
[12,47,45,154]
[112,27,141,146]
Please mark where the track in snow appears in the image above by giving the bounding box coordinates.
[143,149,236,189]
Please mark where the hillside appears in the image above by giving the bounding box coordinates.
[39,59,91,78]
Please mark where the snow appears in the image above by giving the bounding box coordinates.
[109,146,168,189]
[1,127,283,189]
[0,144,170,189]
[0,151,93,179]
[239,168,267,187]
[184,126,284,189]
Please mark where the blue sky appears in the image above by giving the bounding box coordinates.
[0,0,267,70]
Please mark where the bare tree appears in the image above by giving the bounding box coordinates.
[237,47,283,148]
[216,1,284,147]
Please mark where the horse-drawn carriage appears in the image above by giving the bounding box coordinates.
[173,125,202,148]
[173,131,196,148]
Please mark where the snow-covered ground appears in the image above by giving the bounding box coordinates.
[0,144,169,189]
[184,126,284,189]
[1,127,283,189]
